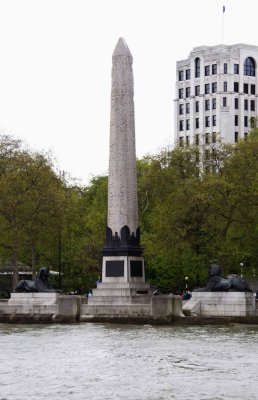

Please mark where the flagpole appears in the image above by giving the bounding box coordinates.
[222,5,225,44]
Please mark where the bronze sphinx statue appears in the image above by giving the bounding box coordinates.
[15,267,56,293]
[196,264,252,292]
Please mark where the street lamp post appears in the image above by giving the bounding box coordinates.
[185,276,189,289]
[240,262,244,278]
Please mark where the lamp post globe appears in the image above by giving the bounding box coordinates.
[185,276,189,289]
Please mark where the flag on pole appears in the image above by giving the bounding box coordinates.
[223,5,225,13]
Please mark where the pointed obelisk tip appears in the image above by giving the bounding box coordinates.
[112,37,132,58]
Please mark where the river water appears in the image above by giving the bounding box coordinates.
[0,323,258,400]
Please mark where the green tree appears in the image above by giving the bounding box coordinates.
[0,135,65,289]
[60,176,107,292]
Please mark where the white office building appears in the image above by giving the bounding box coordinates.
[174,44,258,149]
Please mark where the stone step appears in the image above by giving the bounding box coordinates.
[88,295,151,304]
[96,282,152,290]
[92,288,151,297]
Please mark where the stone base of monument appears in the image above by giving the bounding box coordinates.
[101,256,146,283]
[80,287,184,321]
[80,281,152,321]
[0,293,81,323]
[183,292,256,317]
[89,282,153,304]
[0,291,185,323]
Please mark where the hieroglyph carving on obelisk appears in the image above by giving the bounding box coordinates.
[106,38,140,251]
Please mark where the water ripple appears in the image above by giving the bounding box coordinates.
[1,323,258,399]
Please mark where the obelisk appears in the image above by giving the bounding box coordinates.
[102,38,145,283]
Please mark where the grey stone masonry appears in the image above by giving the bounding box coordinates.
[108,38,138,237]
[183,292,256,317]
[0,293,80,322]
[80,303,151,321]
[88,282,153,304]
[87,38,149,315]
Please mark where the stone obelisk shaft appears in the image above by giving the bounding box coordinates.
[108,38,138,237]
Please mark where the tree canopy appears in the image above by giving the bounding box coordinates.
[0,129,257,294]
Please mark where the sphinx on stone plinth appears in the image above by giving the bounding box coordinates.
[15,267,56,293]
[195,264,252,292]
[183,264,254,317]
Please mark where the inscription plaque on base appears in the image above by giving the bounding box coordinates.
[106,260,124,277]
[130,260,143,277]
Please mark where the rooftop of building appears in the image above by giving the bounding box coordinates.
[177,43,258,67]
[192,43,258,53]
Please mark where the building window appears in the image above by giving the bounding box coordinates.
[205,99,210,110]
[234,82,239,92]
[212,82,217,93]
[205,116,210,127]
[186,103,190,114]
[251,100,255,111]
[195,101,199,112]
[234,64,239,74]
[212,64,217,75]
[251,84,256,95]
[186,136,190,145]
[250,117,256,127]
[179,137,184,147]
[234,98,239,109]
[179,104,184,115]
[244,57,255,76]
[205,149,210,160]
[179,70,184,81]
[224,63,227,74]
[243,83,249,94]
[186,69,191,80]
[244,132,248,140]
[223,97,227,107]
[223,82,227,92]
[244,116,248,127]
[195,85,200,96]
[196,118,199,129]
[235,115,238,126]
[244,99,248,111]
[179,88,183,99]
[205,83,210,94]
[205,133,210,144]
[179,120,184,131]
[205,65,210,76]
[195,134,199,145]
[186,87,191,98]
[212,132,216,143]
[195,57,200,78]
[235,132,238,143]
[212,98,216,109]
[212,115,216,126]
[186,119,190,130]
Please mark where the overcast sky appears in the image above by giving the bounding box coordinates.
[0,0,257,184]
